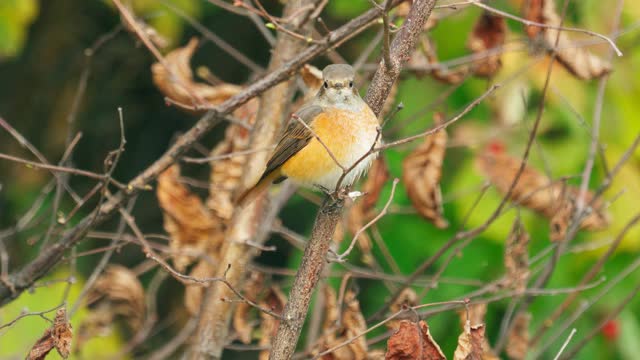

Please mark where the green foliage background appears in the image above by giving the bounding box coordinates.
[1,0,640,359]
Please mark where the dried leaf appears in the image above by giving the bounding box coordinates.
[151,37,244,112]
[476,142,610,235]
[506,312,530,360]
[206,98,258,221]
[233,271,265,344]
[386,288,418,330]
[467,12,506,77]
[453,321,485,360]
[362,154,391,213]
[385,320,445,360]
[346,157,390,264]
[322,285,340,336]
[550,195,574,242]
[28,308,73,360]
[456,304,500,360]
[505,220,530,293]
[402,113,448,228]
[184,259,215,316]
[523,0,611,80]
[28,328,55,360]
[320,290,368,360]
[86,265,146,330]
[53,308,73,358]
[259,286,287,360]
[157,165,219,271]
[301,64,323,98]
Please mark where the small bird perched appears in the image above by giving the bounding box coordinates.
[238,64,380,205]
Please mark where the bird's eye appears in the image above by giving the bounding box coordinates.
[349,81,353,88]
[323,81,329,89]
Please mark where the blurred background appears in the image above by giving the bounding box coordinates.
[1,0,640,359]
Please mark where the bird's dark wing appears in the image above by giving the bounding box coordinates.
[259,105,323,183]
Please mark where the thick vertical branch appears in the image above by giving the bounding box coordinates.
[189,1,316,358]
[269,1,437,359]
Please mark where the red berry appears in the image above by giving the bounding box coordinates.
[601,319,619,341]
[486,140,505,155]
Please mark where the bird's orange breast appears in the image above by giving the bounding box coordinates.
[281,107,378,186]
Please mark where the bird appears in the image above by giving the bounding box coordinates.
[237,64,380,205]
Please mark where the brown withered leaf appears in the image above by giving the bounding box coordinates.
[385,320,445,360]
[476,142,610,235]
[523,0,611,80]
[362,157,390,213]
[467,12,506,77]
[301,64,323,98]
[259,286,287,360]
[322,285,340,335]
[86,265,146,331]
[28,328,55,360]
[346,157,390,264]
[453,321,485,360]
[206,98,258,221]
[233,271,265,344]
[456,304,500,360]
[505,220,530,293]
[28,308,73,360]
[53,308,73,358]
[319,290,368,360]
[386,288,418,330]
[152,37,244,112]
[184,259,215,316]
[550,194,574,242]
[402,113,448,228]
[157,165,219,271]
[75,304,113,353]
[506,312,530,360]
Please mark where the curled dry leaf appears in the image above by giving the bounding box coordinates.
[207,97,258,221]
[456,304,500,360]
[505,220,530,293]
[386,288,418,330]
[319,290,368,360]
[402,113,448,228]
[476,141,610,236]
[321,285,340,337]
[233,271,265,344]
[523,0,611,80]
[259,286,287,360]
[453,321,486,360]
[549,192,574,242]
[28,308,73,360]
[301,64,323,99]
[85,265,146,330]
[506,312,531,360]
[157,165,220,271]
[385,320,445,360]
[467,12,506,77]
[151,37,244,112]
[347,157,390,264]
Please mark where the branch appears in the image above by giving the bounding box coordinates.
[269,1,438,359]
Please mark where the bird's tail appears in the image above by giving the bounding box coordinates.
[236,170,281,208]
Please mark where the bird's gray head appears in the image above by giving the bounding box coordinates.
[317,64,359,106]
